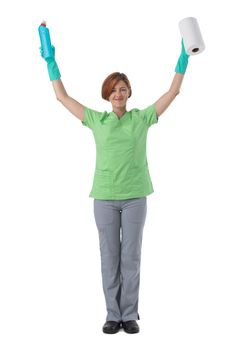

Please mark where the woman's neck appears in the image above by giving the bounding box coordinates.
[113,107,127,118]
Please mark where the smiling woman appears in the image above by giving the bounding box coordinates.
[102,72,132,101]
[101,73,132,118]
[40,29,190,334]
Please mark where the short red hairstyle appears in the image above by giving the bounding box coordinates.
[101,72,132,101]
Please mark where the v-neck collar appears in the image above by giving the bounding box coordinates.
[110,111,129,121]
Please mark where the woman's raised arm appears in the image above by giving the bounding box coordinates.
[40,44,85,121]
[52,79,85,121]
[155,73,184,117]
[155,40,189,118]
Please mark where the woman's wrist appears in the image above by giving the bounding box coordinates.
[47,59,61,81]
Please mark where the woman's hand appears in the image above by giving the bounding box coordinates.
[175,39,190,74]
[40,45,55,63]
[39,44,61,81]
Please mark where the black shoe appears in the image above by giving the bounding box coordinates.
[122,320,139,334]
[102,321,121,334]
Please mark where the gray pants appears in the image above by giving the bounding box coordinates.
[93,197,147,322]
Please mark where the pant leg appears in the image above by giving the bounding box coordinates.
[93,199,122,322]
[120,197,147,322]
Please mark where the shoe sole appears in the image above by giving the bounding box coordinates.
[103,326,121,334]
[123,329,139,334]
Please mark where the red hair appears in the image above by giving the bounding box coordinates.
[101,72,132,101]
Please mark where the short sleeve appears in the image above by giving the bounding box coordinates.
[139,104,158,127]
[81,107,104,129]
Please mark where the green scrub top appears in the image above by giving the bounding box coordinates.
[82,104,158,200]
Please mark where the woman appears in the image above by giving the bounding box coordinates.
[40,38,189,334]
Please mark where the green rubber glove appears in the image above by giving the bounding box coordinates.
[175,39,190,74]
[40,45,61,81]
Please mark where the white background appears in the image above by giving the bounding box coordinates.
[0,0,233,349]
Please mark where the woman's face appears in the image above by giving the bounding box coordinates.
[108,80,130,110]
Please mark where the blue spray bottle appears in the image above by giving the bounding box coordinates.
[38,21,54,60]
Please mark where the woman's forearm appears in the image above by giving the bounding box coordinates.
[52,79,68,101]
[169,73,184,95]
[51,79,85,121]
[155,73,185,117]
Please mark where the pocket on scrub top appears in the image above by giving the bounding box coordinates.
[92,169,113,196]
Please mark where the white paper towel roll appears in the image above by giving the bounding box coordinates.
[179,17,205,55]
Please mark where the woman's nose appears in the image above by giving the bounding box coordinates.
[116,90,122,97]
